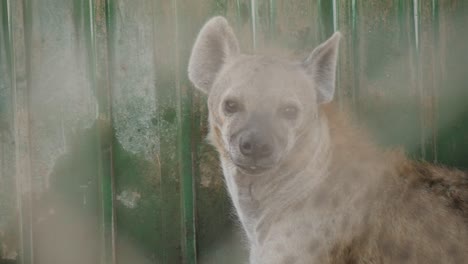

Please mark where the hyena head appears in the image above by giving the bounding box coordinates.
[188,17,340,175]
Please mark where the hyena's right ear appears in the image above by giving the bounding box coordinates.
[188,16,240,94]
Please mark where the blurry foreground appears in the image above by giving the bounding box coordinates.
[1,1,467,263]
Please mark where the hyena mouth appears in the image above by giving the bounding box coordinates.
[235,163,272,175]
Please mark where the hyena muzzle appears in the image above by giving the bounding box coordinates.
[188,16,468,264]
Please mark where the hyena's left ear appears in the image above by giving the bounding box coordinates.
[302,32,341,104]
[188,16,240,94]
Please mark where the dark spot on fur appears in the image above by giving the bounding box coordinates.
[309,240,319,253]
[426,225,444,241]
[361,211,371,226]
[313,190,327,207]
[291,199,307,212]
[342,184,352,197]
[282,255,297,264]
[397,246,412,262]
[285,229,293,238]
[329,242,358,264]
[451,195,463,211]
[331,196,341,208]
[303,221,313,229]
[448,244,463,263]
[353,194,366,208]
[414,164,432,179]
[410,203,427,220]
[381,239,395,256]
[408,163,468,217]
[350,168,362,180]
[422,169,468,214]
[380,238,414,262]
[341,217,349,232]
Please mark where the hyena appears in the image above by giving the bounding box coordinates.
[188,16,468,264]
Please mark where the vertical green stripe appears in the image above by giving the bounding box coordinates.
[250,0,257,50]
[153,2,169,262]
[21,0,33,261]
[411,0,425,159]
[268,0,276,40]
[332,0,338,32]
[351,0,359,109]
[87,0,116,263]
[8,0,35,263]
[150,1,163,261]
[236,0,242,28]
[3,0,12,72]
[153,0,183,262]
[317,0,333,41]
[178,55,197,264]
[413,0,420,53]
[173,0,197,263]
[317,0,323,40]
[397,0,407,48]
[431,0,439,162]
[170,2,184,261]
[150,1,165,262]
[6,1,23,263]
[431,0,439,48]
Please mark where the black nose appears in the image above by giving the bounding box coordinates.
[239,133,274,159]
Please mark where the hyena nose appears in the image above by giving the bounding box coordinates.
[239,134,274,159]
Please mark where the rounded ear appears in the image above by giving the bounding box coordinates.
[302,32,341,104]
[188,16,240,94]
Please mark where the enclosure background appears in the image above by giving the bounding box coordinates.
[0,0,467,263]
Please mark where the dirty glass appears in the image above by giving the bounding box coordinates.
[0,0,467,264]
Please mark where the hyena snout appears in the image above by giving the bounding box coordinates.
[239,129,274,160]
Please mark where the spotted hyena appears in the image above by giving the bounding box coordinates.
[187,16,468,264]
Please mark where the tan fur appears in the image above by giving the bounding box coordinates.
[319,104,468,263]
[188,16,468,264]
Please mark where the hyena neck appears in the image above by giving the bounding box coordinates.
[220,111,332,241]
[324,104,385,171]
[221,104,384,243]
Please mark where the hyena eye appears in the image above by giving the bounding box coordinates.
[224,99,242,114]
[279,104,299,120]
